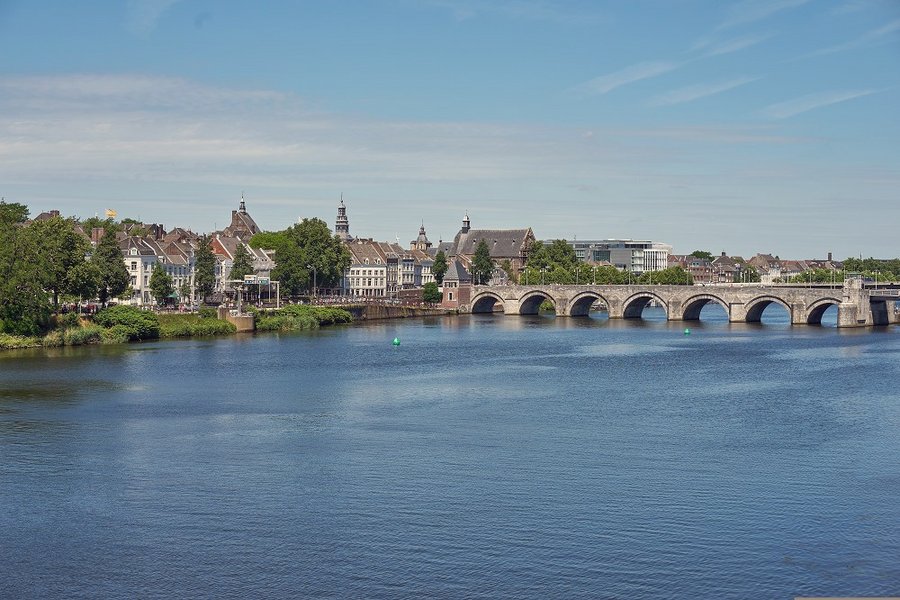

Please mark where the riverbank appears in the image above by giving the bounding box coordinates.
[0,305,362,351]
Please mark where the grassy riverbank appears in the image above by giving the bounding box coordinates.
[255,305,352,332]
[1,305,354,350]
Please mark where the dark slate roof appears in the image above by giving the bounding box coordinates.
[454,228,532,259]
[444,260,471,282]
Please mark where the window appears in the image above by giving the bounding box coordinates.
[131,261,137,271]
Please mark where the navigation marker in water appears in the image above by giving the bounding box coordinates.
[392,337,401,346]
[684,328,691,335]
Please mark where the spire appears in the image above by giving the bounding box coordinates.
[335,195,350,241]
[461,212,470,234]
[239,192,246,213]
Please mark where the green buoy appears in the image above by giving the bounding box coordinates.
[392,337,401,346]
[684,328,691,335]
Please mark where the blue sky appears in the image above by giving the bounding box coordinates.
[1,0,898,258]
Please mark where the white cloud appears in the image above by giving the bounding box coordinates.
[413,0,606,24]
[715,0,812,31]
[573,61,682,96]
[695,33,773,57]
[762,89,878,118]
[799,19,900,58]
[126,0,184,36]
[650,76,761,107]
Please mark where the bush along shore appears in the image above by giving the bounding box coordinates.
[0,304,353,350]
[255,305,352,332]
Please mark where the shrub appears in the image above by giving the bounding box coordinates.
[58,312,81,330]
[198,307,218,319]
[41,330,66,347]
[158,314,236,337]
[0,334,41,349]
[101,325,130,344]
[63,325,103,346]
[256,305,351,331]
[94,305,160,341]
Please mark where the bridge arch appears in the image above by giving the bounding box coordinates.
[681,294,729,321]
[745,295,792,323]
[623,292,668,320]
[567,291,610,317]
[519,289,556,315]
[470,291,506,314]
[805,297,841,325]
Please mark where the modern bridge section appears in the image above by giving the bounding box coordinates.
[463,279,898,328]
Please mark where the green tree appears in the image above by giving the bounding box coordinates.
[690,250,714,261]
[149,263,174,306]
[547,239,577,268]
[423,281,442,304]
[0,201,50,334]
[472,239,494,285]
[28,215,90,311]
[80,216,120,235]
[593,265,626,284]
[636,266,693,285]
[230,243,255,280]
[499,258,517,284]
[178,281,192,303]
[92,228,130,306]
[65,261,101,309]
[250,218,351,298]
[432,250,448,285]
[734,264,761,283]
[194,235,217,303]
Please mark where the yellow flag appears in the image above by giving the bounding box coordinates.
[105,208,117,218]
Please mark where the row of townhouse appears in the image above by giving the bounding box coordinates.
[114,199,274,305]
[342,237,434,298]
[668,252,843,285]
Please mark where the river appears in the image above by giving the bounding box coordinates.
[1,307,899,599]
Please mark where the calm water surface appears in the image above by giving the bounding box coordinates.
[2,307,899,599]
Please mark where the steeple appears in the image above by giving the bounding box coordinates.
[239,192,246,214]
[461,212,470,234]
[411,221,432,251]
[335,195,350,241]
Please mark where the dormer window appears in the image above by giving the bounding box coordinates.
[130,248,137,256]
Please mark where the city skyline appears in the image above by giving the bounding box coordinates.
[1,0,899,258]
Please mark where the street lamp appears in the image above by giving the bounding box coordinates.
[541,267,546,285]
[592,265,596,285]
[307,264,317,303]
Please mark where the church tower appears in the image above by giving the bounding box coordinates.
[335,197,350,241]
[461,212,470,234]
[411,222,432,251]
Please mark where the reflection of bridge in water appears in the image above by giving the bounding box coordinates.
[462,280,900,328]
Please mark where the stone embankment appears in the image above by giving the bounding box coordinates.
[344,304,453,321]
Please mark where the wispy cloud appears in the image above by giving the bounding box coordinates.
[715,0,812,31]
[762,89,878,118]
[649,76,761,107]
[798,19,900,58]
[413,0,606,24]
[694,33,773,57]
[573,61,682,96]
[126,0,184,36]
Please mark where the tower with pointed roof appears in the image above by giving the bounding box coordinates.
[461,212,470,234]
[410,222,432,251]
[335,197,350,241]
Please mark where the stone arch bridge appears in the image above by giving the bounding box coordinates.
[461,280,899,328]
